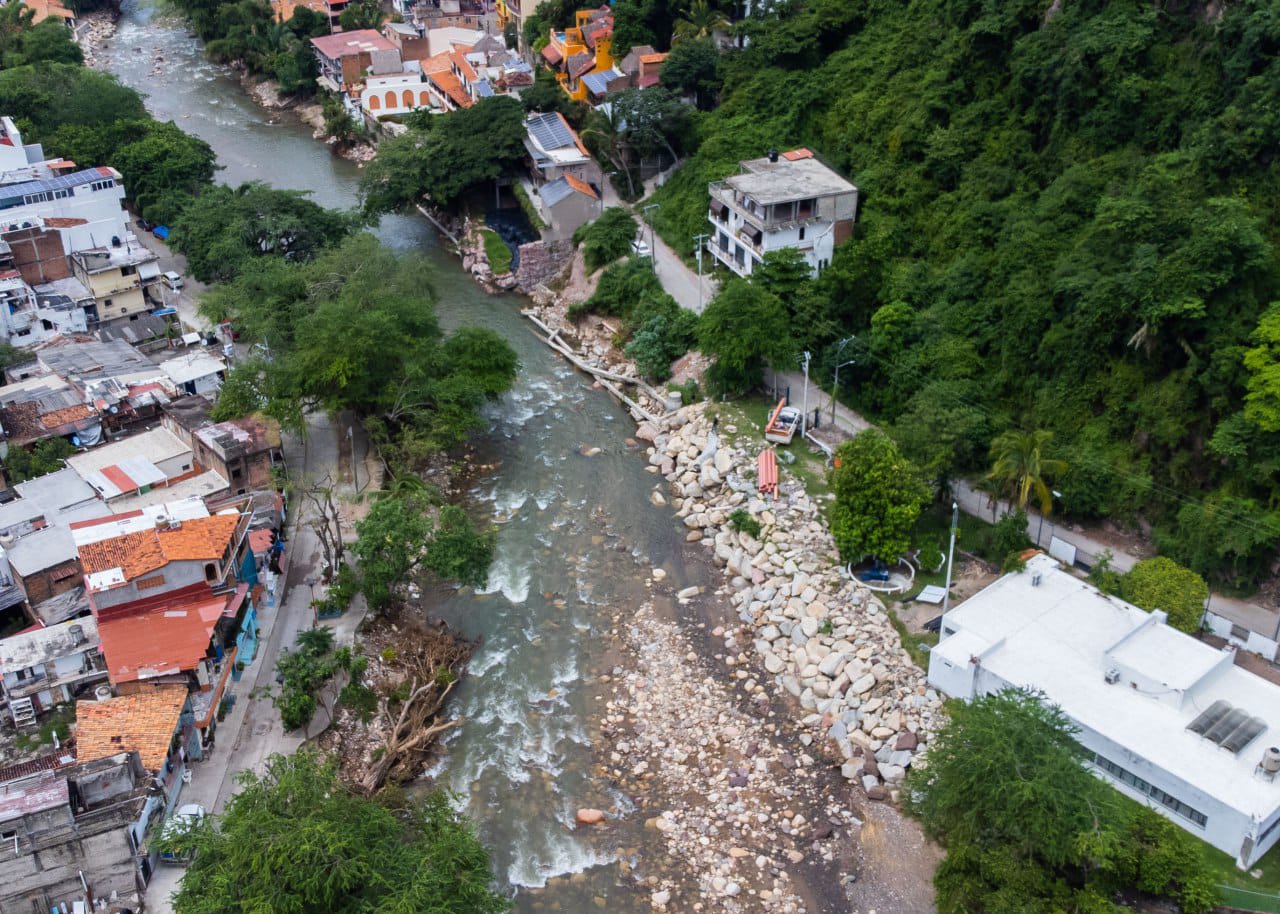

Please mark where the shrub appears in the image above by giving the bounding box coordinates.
[729,508,761,539]
[1119,557,1209,633]
[989,510,1032,566]
[574,207,637,271]
[338,681,378,722]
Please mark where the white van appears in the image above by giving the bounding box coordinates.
[162,271,184,292]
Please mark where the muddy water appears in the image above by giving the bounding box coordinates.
[100,6,714,908]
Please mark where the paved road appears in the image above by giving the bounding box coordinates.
[142,412,366,913]
[765,367,1280,639]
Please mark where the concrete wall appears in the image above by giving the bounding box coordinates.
[0,823,141,912]
[4,226,71,285]
[15,559,81,605]
[1206,611,1280,661]
[92,560,212,612]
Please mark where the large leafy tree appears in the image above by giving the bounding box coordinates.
[659,37,721,108]
[1119,556,1210,633]
[987,429,1067,515]
[827,429,928,562]
[172,182,354,283]
[1243,303,1280,433]
[904,689,1216,914]
[672,0,728,43]
[697,278,793,396]
[360,96,528,213]
[168,750,508,914]
[353,487,495,610]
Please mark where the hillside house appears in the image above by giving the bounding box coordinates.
[707,148,858,278]
[524,112,602,187]
[70,242,162,327]
[0,616,105,726]
[0,167,131,257]
[162,395,283,495]
[536,175,601,240]
[65,426,201,504]
[311,30,401,94]
[540,6,614,102]
[75,685,192,806]
[929,553,1280,869]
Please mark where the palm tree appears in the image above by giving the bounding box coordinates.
[672,0,729,43]
[987,429,1067,515]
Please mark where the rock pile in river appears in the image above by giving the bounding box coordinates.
[645,406,944,799]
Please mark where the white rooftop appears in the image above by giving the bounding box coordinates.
[158,351,225,388]
[69,496,210,548]
[933,553,1280,819]
[65,427,190,480]
[0,616,98,673]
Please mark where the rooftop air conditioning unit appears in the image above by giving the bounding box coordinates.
[1104,669,1121,685]
[1263,747,1280,774]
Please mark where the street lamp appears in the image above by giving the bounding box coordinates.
[798,350,811,437]
[830,335,856,424]
[693,232,709,311]
[941,501,959,615]
[1036,490,1063,548]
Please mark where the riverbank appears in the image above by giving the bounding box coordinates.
[76,10,118,68]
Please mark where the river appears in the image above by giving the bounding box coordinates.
[98,5,716,909]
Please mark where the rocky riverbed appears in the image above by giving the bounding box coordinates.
[640,407,944,799]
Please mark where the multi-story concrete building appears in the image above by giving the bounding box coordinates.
[707,148,858,278]
[929,553,1280,869]
[0,616,105,725]
[0,167,131,256]
[70,242,162,327]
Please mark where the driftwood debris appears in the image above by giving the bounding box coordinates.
[521,309,668,424]
[358,618,474,795]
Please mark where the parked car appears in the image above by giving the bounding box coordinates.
[153,225,170,241]
[135,217,155,232]
[157,803,205,865]
[162,270,184,292]
[631,238,652,259]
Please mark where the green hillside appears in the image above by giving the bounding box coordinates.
[653,0,1280,589]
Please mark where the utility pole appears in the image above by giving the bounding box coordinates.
[693,232,709,310]
[642,203,659,274]
[942,501,959,615]
[1035,489,1062,548]
[347,425,359,493]
[831,334,856,424]
[799,350,811,438]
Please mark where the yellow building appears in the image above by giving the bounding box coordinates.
[71,244,162,327]
[540,6,614,102]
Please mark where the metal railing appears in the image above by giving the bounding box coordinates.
[1218,884,1280,913]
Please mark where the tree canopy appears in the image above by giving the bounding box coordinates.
[827,429,929,562]
[360,96,529,214]
[696,278,793,396]
[904,688,1217,914]
[1119,556,1210,634]
[647,0,1280,589]
[168,750,508,914]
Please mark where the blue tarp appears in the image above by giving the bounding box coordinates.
[239,551,259,587]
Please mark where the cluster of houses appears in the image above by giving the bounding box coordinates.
[0,117,183,350]
[0,115,287,913]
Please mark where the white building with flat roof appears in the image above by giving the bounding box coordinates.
[928,553,1280,869]
[707,148,857,279]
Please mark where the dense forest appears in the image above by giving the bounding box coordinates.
[649,0,1280,590]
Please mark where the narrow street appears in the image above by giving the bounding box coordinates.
[143,413,368,913]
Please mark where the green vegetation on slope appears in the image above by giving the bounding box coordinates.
[651,0,1280,589]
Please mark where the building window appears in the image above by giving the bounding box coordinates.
[121,265,136,276]
[129,314,138,321]
[104,298,113,308]
[1230,623,1250,641]
[204,563,218,581]
[1092,753,1207,827]
[89,179,115,192]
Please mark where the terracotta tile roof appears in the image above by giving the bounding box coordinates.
[557,111,590,156]
[564,175,598,199]
[97,596,226,684]
[310,29,396,60]
[22,0,75,23]
[541,43,562,65]
[41,217,88,228]
[567,51,594,79]
[450,47,478,82]
[637,73,660,88]
[248,529,274,555]
[782,148,814,161]
[428,70,473,109]
[40,403,93,429]
[75,684,187,771]
[77,513,240,580]
[0,752,68,784]
[639,52,666,64]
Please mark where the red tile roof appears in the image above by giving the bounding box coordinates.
[96,596,226,684]
[541,44,562,65]
[428,70,473,109]
[639,52,666,64]
[450,48,478,83]
[564,175,598,199]
[782,148,814,161]
[75,684,187,771]
[76,513,241,581]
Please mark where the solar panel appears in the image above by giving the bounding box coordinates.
[1206,707,1250,744]
[1222,716,1268,754]
[528,113,575,151]
[1187,699,1232,736]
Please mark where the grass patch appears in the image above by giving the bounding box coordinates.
[1199,838,1280,895]
[16,705,76,753]
[479,229,512,274]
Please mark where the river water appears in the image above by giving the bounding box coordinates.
[99,4,711,909]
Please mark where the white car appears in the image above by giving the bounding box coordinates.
[158,803,205,864]
[162,270,184,292]
[631,239,652,258]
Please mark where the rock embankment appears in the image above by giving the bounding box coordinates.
[77,12,117,68]
[643,406,944,799]
[460,222,517,292]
